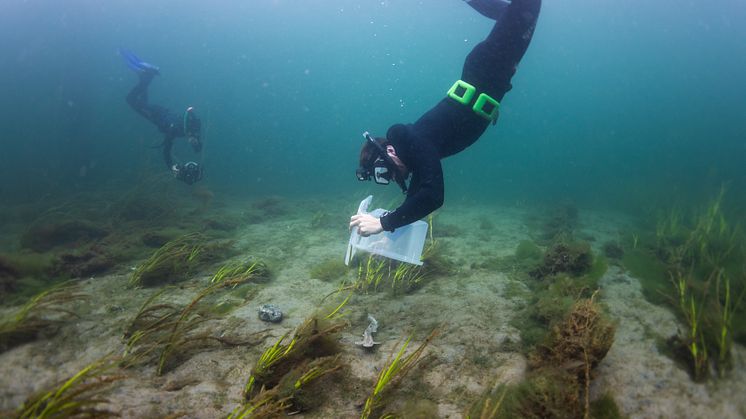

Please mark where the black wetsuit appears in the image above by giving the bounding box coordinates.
[380,0,541,232]
[126,73,189,169]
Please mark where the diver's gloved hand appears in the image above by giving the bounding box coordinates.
[172,162,203,185]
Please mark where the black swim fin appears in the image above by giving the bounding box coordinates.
[465,0,510,20]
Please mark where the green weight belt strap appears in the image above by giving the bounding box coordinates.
[446,79,500,121]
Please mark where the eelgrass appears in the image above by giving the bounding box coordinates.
[466,384,509,419]
[227,391,290,419]
[289,355,342,390]
[244,315,347,399]
[273,355,344,411]
[324,289,353,320]
[360,329,438,419]
[123,277,265,375]
[0,282,87,352]
[244,332,298,397]
[671,269,709,380]
[356,256,387,292]
[345,214,447,294]
[714,269,745,377]
[16,357,124,418]
[642,186,745,380]
[211,259,270,286]
[347,254,428,294]
[241,309,348,414]
[130,233,205,287]
[667,262,743,380]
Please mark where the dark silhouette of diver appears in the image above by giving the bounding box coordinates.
[120,48,204,185]
[351,0,541,236]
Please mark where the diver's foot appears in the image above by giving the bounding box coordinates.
[465,0,510,20]
[119,48,160,75]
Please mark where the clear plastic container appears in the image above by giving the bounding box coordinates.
[345,196,428,266]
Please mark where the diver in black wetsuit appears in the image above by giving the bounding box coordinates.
[351,0,541,236]
[121,48,204,185]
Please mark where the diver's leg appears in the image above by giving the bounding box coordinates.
[162,137,175,169]
[125,73,162,124]
[461,0,541,101]
[465,0,510,20]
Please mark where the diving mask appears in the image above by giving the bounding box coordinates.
[356,131,392,185]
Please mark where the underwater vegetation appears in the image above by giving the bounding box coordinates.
[129,232,235,287]
[344,221,454,295]
[0,181,251,300]
[20,219,109,253]
[239,306,348,415]
[602,241,624,260]
[624,186,745,381]
[360,329,438,419]
[348,252,433,295]
[501,230,607,351]
[473,239,543,274]
[468,294,616,419]
[0,282,87,353]
[123,267,269,375]
[211,258,271,285]
[468,207,619,418]
[235,285,438,419]
[530,293,615,414]
[245,196,289,223]
[14,357,124,419]
[310,211,337,229]
[530,238,593,280]
[129,233,204,287]
[0,255,21,298]
[111,179,178,223]
[529,202,580,244]
[310,258,350,282]
[0,245,117,297]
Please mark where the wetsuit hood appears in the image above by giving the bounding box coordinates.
[384,124,412,193]
[386,124,409,153]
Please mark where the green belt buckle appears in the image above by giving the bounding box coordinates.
[447,80,476,105]
[472,93,500,121]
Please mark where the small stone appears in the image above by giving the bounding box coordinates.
[258,304,283,323]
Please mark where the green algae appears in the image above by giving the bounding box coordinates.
[310,259,349,282]
[590,393,626,419]
[515,240,544,262]
[621,248,670,306]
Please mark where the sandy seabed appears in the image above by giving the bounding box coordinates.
[1,197,744,418]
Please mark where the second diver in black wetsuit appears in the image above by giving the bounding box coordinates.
[121,48,204,185]
[350,0,541,236]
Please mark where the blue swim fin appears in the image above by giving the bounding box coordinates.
[465,0,510,20]
[118,48,160,75]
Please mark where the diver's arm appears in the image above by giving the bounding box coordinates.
[380,148,444,232]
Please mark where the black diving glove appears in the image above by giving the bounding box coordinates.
[172,162,203,185]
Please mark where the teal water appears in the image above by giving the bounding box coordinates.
[1,2,746,417]
[0,0,744,210]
